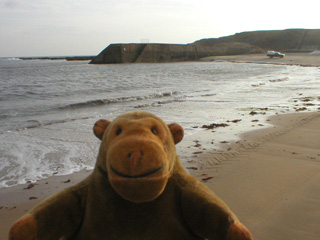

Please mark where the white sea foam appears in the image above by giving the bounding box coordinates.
[0,126,98,188]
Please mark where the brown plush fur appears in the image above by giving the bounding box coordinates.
[10,111,253,240]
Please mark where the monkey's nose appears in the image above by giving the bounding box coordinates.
[128,151,143,170]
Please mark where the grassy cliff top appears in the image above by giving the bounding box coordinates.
[193,29,320,51]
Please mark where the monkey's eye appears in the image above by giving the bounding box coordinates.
[116,128,122,136]
[151,127,158,135]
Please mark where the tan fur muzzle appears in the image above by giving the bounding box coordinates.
[107,136,170,203]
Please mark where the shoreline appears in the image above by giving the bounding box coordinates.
[209,53,320,67]
[1,111,320,239]
[7,52,320,66]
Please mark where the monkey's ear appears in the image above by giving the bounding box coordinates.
[168,123,184,144]
[93,119,111,140]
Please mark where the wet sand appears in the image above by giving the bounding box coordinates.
[1,111,320,239]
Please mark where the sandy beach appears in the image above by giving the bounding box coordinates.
[213,52,320,67]
[1,111,319,239]
[1,54,320,239]
[200,112,320,240]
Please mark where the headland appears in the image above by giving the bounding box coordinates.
[90,29,320,64]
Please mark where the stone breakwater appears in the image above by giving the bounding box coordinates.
[19,56,95,61]
[90,43,262,64]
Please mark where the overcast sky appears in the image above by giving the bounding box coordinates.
[0,0,319,57]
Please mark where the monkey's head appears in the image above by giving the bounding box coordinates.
[93,111,183,203]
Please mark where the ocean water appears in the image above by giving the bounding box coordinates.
[0,58,319,188]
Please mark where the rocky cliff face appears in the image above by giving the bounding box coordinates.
[90,43,262,64]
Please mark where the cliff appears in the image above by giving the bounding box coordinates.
[89,42,263,64]
[194,29,320,52]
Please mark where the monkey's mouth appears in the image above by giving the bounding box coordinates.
[110,164,165,179]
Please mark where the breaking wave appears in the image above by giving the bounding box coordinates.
[58,91,179,110]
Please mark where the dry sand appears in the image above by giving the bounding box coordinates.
[197,112,320,240]
[1,112,320,239]
[212,53,320,67]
